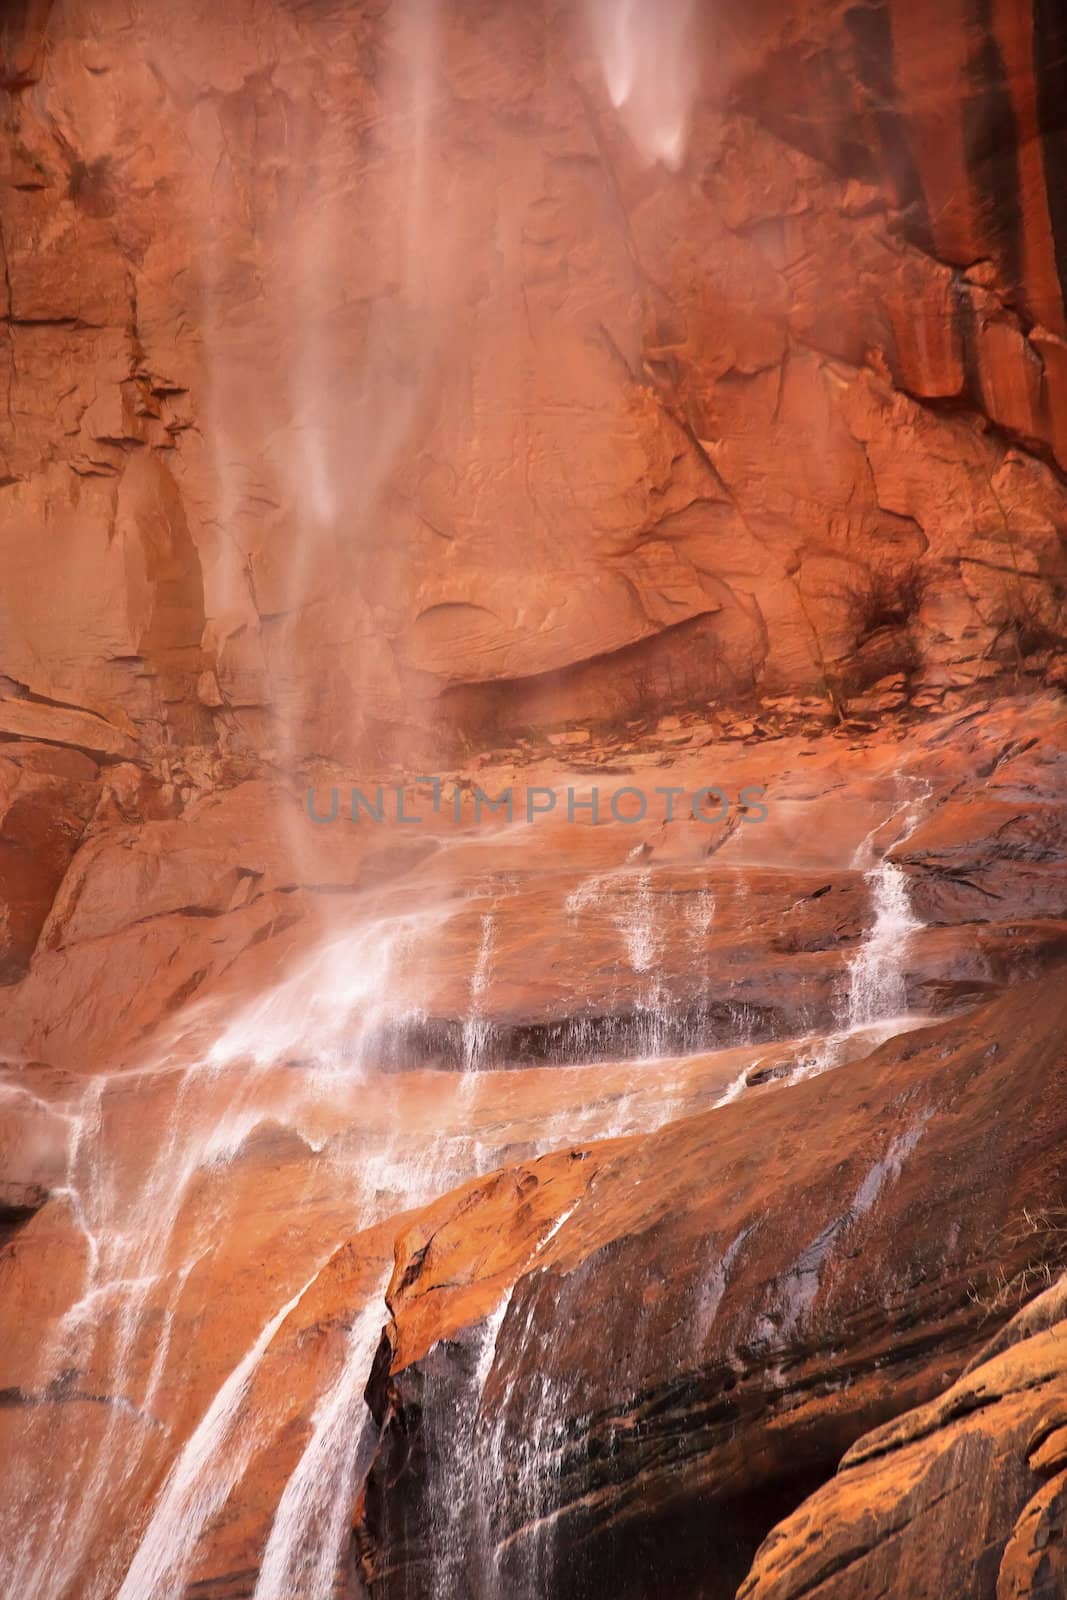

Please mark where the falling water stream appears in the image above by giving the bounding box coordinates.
[792,784,932,1081]
[0,4,958,1593]
[461,908,497,1074]
[0,768,943,1600]
[586,0,699,168]
[253,1280,393,1600]
[116,1275,323,1600]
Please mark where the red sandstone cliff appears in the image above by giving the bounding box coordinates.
[2,4,1067,1599]
[2,0,1067,778]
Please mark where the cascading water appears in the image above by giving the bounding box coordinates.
[418,1294,515,1600]
[253,1276,392,1600]
[4,866,721,1599]
[564,861,768,1076]
[0,903,463,1600]
[461,907,497,1074]
[204,909,449,1075]
[585,0,699,169]
[621,867,673,1059]
[0,0,991,1592]
[0,770,950,1598]
[792,785,931,1081]
[408,1200,586,1600]
[565,865,672,1060]
[116,1275,322,1600]
[843,787,930,1039]
[845,857,923,1028]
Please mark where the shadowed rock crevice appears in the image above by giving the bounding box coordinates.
[0,1180,47,1246]
[433,609,762,747]
[1033,0,1067,314]
[357,1001,786,1075]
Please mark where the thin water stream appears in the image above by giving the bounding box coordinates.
[0,7,951,1582]
[0,769,942,1600]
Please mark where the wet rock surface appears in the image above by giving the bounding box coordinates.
[2,1,1067,1597]
[0,694,1065,1596]
[354,979,1067,1600]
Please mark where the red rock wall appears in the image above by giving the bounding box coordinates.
[4,12,1067,1595]
[2,0,1067,776]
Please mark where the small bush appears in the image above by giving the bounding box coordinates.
[989,582,1067,667]
[967,1206,1067,1320]
[849,559,928,640]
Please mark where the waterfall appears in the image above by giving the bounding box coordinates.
[685,882,716,940]
[205,908,449,1075]
[0,1078,105,1600]
[622,869,657,974]
[413,1203,585,1599]
[844,787,930,1037]
[253,1275,391,1600]
[7,0,1040,1593]
[461,909,496,1073]
[117,1276,320,1600]
[0,783,939,1597]
[791,787,930,1081]
[424,1294,514,1599]
[0,1066,231,1600]
[566,866,671,1058]
[845,858,923,1029]
[267,0,445,774]
[488,1268,591,1598]
[0,906,456,1600]
[0,1056,306,1600]
[586,0,699,169]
